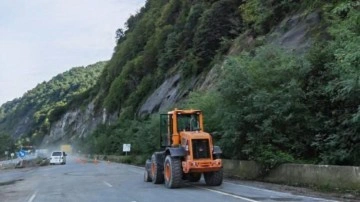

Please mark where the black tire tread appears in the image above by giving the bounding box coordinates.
[204,169,223,186]
[151,154,164,184]
[164,156,182,188]
[144,170,152,182]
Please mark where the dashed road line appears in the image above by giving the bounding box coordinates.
[103,181,113,187]
[194,186,258,202]
[298,195,339,202]
[28,191,38,202]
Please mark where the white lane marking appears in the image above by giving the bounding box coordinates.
[195,186,258,202]
[224,182,339,202]
[298,196,339,202]
[223,182,286,195]
[28,191,38,202]
[103,181,113,187]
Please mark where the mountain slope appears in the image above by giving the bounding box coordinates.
[95,0,243,116]
[0,61,106,144]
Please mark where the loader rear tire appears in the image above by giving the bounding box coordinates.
[204,169,223,186]
[144,170,152,182]
[144,159,152,182]
[164,155,182,188]
[151,154,164,184]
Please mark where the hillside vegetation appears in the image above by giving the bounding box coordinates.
[83,0,359,166]
[0,62,106,148]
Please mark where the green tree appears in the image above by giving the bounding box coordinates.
[0,133,15,159]
[192,0,242,70]
[309,2,360,165]
[240,0,299,34]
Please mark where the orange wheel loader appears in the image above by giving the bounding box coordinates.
[144,109,223,188]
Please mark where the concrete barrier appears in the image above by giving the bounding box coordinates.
[0,157,49,169]
[0,158,21,170]
[222,159,263,180]
[0,162,16,170]
[264,163,360,190]
[222,160,360,191]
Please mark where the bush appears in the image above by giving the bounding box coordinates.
[218,45,311,162]
[120,156,133,164]
[0,133,15,159]
[308,3,360,165]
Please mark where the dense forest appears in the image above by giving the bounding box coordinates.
[83,0,359,166]
[1,0,359,166]
[0,62,105,152]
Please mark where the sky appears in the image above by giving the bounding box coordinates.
[0,0,146,105]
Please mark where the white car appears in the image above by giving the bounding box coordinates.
[49,151,67,165]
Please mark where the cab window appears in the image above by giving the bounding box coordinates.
[177,114,200,131]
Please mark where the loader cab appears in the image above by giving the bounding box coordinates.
[160,109,204,147]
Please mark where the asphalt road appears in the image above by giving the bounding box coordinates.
[0,156,339,202]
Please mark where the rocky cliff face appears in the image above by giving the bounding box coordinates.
[137,11,321,118]
[138,74,198,116]
[41,102,117,146]
[11,110,35,139]
[270,12,321,53]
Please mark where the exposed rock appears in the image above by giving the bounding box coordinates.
[138,73,199,116]
[270,11,321,53]
[11,110,35,139]
[138,74,179,116]
[41,102,116,146]
[198,64,222,92]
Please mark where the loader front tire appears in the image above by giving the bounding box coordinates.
[204,169,223,186]
[164,155,182,188]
